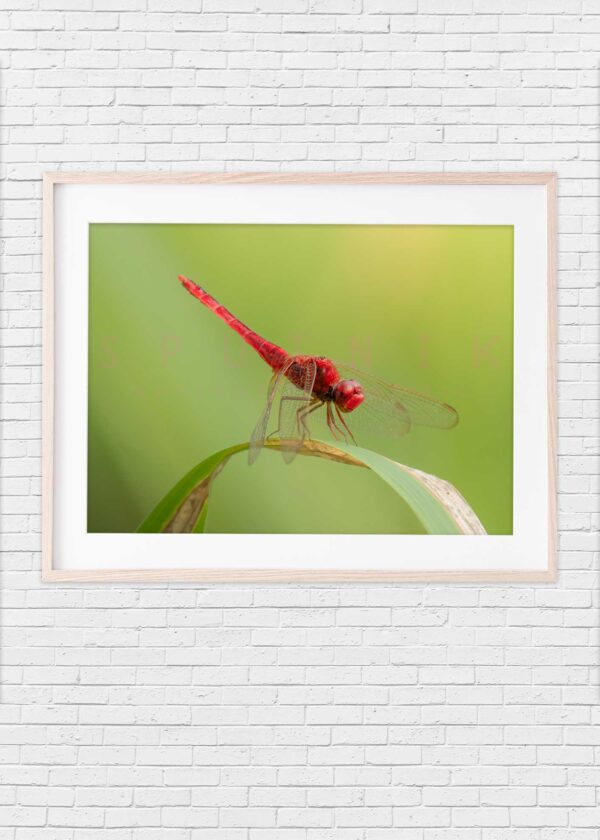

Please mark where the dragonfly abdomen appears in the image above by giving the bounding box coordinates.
[178,276,289,371]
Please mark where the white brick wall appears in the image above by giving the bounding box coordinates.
[1,2,599,837]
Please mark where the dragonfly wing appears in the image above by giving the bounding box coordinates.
[276,357,318,464]
[335,362,458,439]
[248,359,292,465]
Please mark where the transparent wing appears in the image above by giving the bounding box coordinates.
[335,362,459,439]
[248,358,293,465]
[276,357,317,464]
[248,357,318,465]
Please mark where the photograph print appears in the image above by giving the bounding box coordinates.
[88,222,513,538]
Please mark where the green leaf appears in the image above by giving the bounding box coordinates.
[137,439,486,536]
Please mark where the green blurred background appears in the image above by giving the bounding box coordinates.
[88,223,513,535]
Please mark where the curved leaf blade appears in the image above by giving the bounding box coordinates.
[137,439,485,536]
[136,444,246,534]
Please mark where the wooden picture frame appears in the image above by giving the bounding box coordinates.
[43,172,557,583]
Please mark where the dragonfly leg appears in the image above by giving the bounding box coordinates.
[296,399,322,439]
[266,395,308,442]
[326,402,344,441]
[334,405,357,445]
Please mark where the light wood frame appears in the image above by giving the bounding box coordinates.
[42,172,557,583]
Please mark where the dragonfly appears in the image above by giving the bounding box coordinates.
[179,275,458,463]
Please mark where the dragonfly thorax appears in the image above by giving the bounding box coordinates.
[332,379,364,413]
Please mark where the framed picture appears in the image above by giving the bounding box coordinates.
[43,172,556,582]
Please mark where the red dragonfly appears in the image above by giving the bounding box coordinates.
[179,276,458,463]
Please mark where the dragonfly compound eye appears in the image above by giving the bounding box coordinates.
[334,379,365,413]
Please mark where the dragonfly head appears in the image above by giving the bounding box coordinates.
[333,379,364,413]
